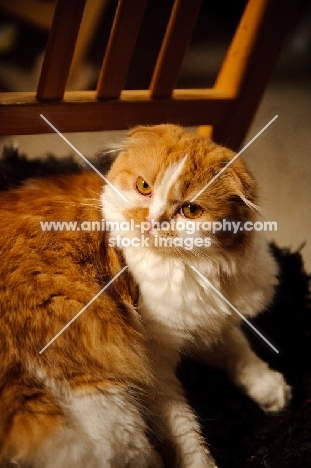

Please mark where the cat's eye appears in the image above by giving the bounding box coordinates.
[181,203,203,219]
[136,176,152,196]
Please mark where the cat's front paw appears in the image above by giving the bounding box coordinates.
[245,365,292,413]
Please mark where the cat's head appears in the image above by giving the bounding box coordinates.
[101,124,258,259]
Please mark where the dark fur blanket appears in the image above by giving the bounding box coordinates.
[1,146,311,468]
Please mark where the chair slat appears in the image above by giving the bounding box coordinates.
[96,0,148,99]
[36,0,87,101]
[67,0,109,90]
[150,0,202,98]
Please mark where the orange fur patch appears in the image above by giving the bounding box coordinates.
[0,172,152,464]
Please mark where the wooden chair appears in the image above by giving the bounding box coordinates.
[0,0,300,150]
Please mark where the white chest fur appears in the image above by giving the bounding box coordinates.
[122,232,278,352]
[123,247,230,345]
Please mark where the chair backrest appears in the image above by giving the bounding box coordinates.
[0,0,300,150]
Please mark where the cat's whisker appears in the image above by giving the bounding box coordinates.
[51,200,102,209]
[83,188,102,197]
[240,195,265,215]
[171,245,192,268]
[76,203,102,209]
[189,246,208,261]
[100,145,124,155]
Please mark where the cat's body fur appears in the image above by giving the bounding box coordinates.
[0,125,291,467]
[0,172,160,467]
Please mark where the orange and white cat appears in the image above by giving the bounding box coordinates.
[102,124,291,467]
[0,124,291,468]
